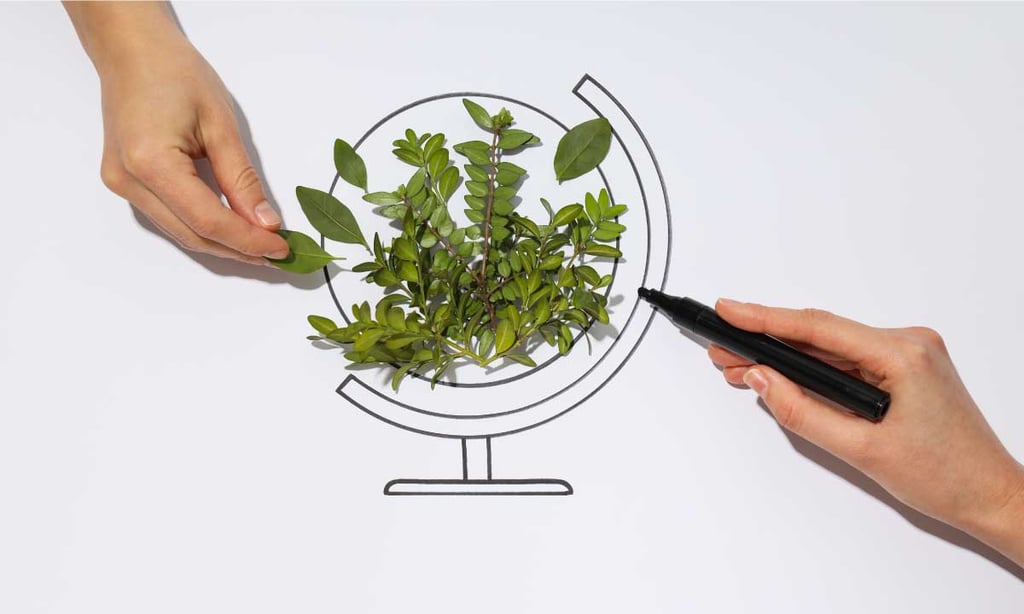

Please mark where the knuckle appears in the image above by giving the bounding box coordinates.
[232,164,262,195]
[800,307,833,326]
[908,326,947,353]
[99,160,130,194]
[893,334,935,371]
[772,397,804,433]
[188,216,224,240]
[121,144,164,180]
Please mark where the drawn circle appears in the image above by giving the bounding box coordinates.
[323,92,632,390]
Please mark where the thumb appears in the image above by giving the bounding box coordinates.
[205,123,282,231]
[743,366,872,461]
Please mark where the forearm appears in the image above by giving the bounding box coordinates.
[63,1,186,76]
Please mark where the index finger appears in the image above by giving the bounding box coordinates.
[125,146,289,258]
[714,299,885,368]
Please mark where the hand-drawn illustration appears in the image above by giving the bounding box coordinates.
[319,75,671,495]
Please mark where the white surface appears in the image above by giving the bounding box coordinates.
[2,2,1023,612]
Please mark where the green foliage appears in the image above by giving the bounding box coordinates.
[274,99,627,389]
[553,117,612,181]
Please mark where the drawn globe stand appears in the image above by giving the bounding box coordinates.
[322,75,671,495]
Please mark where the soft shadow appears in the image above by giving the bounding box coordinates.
[757,400,1024,580]
[681,323,1022,578]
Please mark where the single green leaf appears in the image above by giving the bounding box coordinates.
[351,261,381,273]
[393,237,417,261]
[464,164,489,182]
[498,129,536,150]
[353,328,387,353]
[265,230,341,274]
[553,117,612,181]
[390,363,416,392]
[423,133,445,163]
[504,353,537,368]
[585,192,601,223]
[463,98,494,131]
[477,328,495,357]
[495,318,515,354]
[427,148,450,179]
[308,315,336,335]
[551,203,583,227]
[465,181,489,197]
[380,204,407,219]
[584,244,623,258]
[334,139,367,191]
[295,186,367,247]
[363,191,402,206]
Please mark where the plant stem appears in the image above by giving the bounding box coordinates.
[476,128,502,332]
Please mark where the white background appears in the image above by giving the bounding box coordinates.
[2,2,1023,612]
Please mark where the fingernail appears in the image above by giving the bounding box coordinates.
[254,201,281,228]
[717,298,741,306]
[743,369,769,396]
[267,248,290,260]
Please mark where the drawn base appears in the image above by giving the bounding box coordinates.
[384,478,573,496]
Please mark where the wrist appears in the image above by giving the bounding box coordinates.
[64,1,187,77]
[963,462,1024,566]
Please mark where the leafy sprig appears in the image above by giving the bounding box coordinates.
[273,100,625,390]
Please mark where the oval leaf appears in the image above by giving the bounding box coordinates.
[494,319,516,355]
[308,315,337,335]
[363,191,402,206]
[265,230,340,274]
[295,186,367,247]
[551,203,583,227]
[462,98,494,131]
[553,118,612,182]
[334,139,367,191]
[584,244,623,258]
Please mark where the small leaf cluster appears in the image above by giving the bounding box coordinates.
[274,100,626,390]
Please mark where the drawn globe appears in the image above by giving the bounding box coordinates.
[318,77,670,493]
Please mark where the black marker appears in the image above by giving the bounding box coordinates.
[638,288,890,422]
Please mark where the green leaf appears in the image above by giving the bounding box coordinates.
[393,237,417,261]
[406,167,427,200]
[551,203,583,227]
[363,191,402,206]
[540,197,554,222]
[354,328,387,353]
[265,230,341,274]
[477,328,495,357]
[495,318,515,354]
[308,315,336,335]
[380,204,407,219]
[464,195,486,210]
[351,261,381,273]
[498,129,536,150]
[553,117,612,181]
[465,181,489,197]
[585,192,601,223]
[492,199,515,216]
[334,139,367,191]
[423,133,445,162]
[295,186,367,247]
[464,165,489,182]
[463,98,494,131]
[391,363,416,392]
[585,244,623,258]
[504,353,537,368]
[427,148,450,179]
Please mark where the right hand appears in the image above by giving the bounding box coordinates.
[708,299,1024,566]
